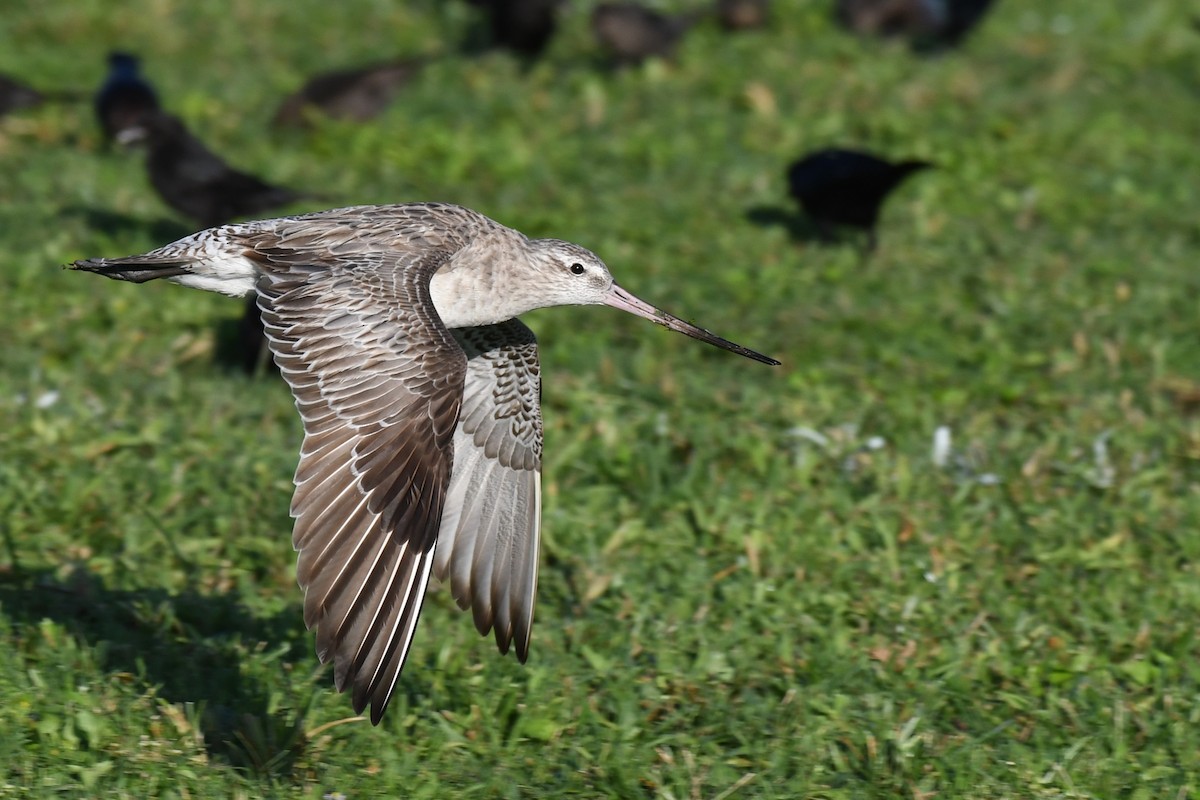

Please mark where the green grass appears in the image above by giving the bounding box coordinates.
[2,0,1199,796]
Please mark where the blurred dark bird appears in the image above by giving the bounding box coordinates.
[939,0,998,45]
[94,52,161,144]
[787,148,932,247]
[716,0,770,31]
[140,111,310,228]
[836,0,997,48]
[468,0,563,58]
[273,57,426,128]
[1,73,86,118]
[591,3,699,66]
[142,110,313,374]
[0,74,47,117]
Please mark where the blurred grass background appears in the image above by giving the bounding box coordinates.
[1,0,1199,797]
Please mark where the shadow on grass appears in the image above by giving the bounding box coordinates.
[746,204,880,252]
[59,205,193,245]
[745,204,828,245]
[0,566,313,774]
[212,296,277,378]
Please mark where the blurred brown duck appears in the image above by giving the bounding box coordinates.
[716,0,770,31]
[591,3,700,66]
[273,57,427,128]
[836,0,997,48]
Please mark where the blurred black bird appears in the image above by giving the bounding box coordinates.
[1,73,85,118]
[591,3,699,66]
[139,111,310,228]
[1,74,47,117]
[139,111,312,374]
[787,148,932,248]
[836,0,997,49]
[471,0,563,57]
[716,0,770,31]
[94,52,160,144]
[273,57,426,128]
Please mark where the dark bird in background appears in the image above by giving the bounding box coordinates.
[591,3,699,66]
[1,73,85,119]
[273,57,426,128]
[135,111,313,375]
[139,111,310,229]
[939,0,998,45]
[836,0,997,49]
[94,52,160,144]
[787,148,932,248]
[469,0,563,58]
[1,74,48,117]
[716,0,770,31]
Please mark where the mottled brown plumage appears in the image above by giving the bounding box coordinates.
[71,202,778,723]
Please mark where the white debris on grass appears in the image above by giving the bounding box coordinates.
[1089,431,1115,489]
[786,426,829,448]
[932,424,1000,485]
[932,425,952,468]
[786,426,829,469]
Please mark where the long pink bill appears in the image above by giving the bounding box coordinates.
[603,284,780,366]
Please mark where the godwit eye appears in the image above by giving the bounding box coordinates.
[569,263,586,275]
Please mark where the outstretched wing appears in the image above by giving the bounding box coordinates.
[433,320,543,663]
[254,243,466,725]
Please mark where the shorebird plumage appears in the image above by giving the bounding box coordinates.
[72,202,778,723]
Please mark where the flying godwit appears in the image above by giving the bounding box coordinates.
[71,202,779,724]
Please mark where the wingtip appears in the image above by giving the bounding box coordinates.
[347,692,385,726]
